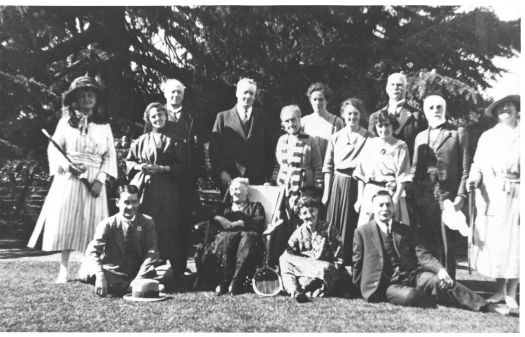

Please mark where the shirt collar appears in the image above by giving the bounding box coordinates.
[376,219,393,234]
[237,104,253,118]
[387,99,405,113]
[118,213,136,225]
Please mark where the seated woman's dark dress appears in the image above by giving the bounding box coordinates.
[196,202,265,293]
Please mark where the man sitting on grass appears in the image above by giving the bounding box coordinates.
[352,190,510,315]
[279,196,344,303]
[78,185,173,296]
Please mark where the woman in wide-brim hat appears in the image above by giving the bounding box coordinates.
[467,94,520,310]
[28,75,118,283]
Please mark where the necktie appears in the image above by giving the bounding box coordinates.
[387,224,392,235]
[124,222,135,253]
[243,110,249,124]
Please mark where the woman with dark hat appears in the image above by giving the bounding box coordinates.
[28,76,118,283]
[467,94,520,310]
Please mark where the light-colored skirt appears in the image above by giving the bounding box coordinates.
[28,168,108,252]
[472,179,520,278]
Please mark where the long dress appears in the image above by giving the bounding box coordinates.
[126,129,184,268]
[469,122,520,279]
[353,137,412,227]
[209,202,266,290]
[28,117,117,252]
[323,126,372,266]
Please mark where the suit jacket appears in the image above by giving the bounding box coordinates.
[352,220,443,301]
[411,122,470,200]
[210,106,275,185]
[82,213,160,279]
[164,107,205,188]
[368,103,427,161]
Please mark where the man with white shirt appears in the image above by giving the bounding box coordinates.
[210,78,275,191]
[368,72,427,161]
[352,190,508,315]
[161,78,205,275]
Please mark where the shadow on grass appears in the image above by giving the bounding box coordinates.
[0,248,57,260]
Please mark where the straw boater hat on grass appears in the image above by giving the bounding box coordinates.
[62,76,105,107]
[484,94,520,118]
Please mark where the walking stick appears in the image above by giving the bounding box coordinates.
[468,188,476,275]
[41,129,92,190]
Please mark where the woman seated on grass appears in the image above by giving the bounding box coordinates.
[279,196,344,303]
[208,177,266,295]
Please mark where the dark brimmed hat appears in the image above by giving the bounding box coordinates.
[485,95,520,118]
[62,76,105,106]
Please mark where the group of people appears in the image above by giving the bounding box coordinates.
[27,72,519,316]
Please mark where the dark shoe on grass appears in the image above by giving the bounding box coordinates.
[294,291,310,303]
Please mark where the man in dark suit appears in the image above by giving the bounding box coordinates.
[162,78,205,275]
[210,78,275,191]
[78,185,173,296]
[368,72,427,161]
[411,95,470,279]
[352,190,508,314]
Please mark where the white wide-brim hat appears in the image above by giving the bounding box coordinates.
[485,94,520,117]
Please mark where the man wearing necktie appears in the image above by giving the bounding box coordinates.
[411,95,470,280]
[352,190,508,315]
[78,185,174,296]
[210,78,276,193]
[368,73,427,161]
[161,78,205,275]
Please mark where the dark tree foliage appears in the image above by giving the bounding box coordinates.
[0,5,520,156]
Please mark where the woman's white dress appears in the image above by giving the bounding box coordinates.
[28,117,117,252]
[469,122,520,278]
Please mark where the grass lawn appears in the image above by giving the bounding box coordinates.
[0,250,519,332]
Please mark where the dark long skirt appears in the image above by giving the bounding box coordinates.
[210,230,264,290]
[326,173,359,266]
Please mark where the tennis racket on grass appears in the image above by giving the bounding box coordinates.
[252,186,285,297]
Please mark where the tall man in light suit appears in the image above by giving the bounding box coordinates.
[162,78,205,275]
[368,73,427,161]
[352,190,508,315]
[411,95,470,279]
[210,78,275,191]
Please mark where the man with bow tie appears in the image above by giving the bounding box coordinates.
[161,78,205,275]
[210,78,276,192]
[368,72,427,161]
[411,95,470,280]
[78,185,173,296]
[352,190,508,315]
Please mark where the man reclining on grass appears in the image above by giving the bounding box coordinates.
[352,190,510,315]
[78,184,173,296]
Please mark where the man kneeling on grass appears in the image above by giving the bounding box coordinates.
[279,196,344,303]
[78,185,174,296]
[352,190,509,315]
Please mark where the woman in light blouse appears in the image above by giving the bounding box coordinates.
[322,98,373,267]
[301,83,345,162]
